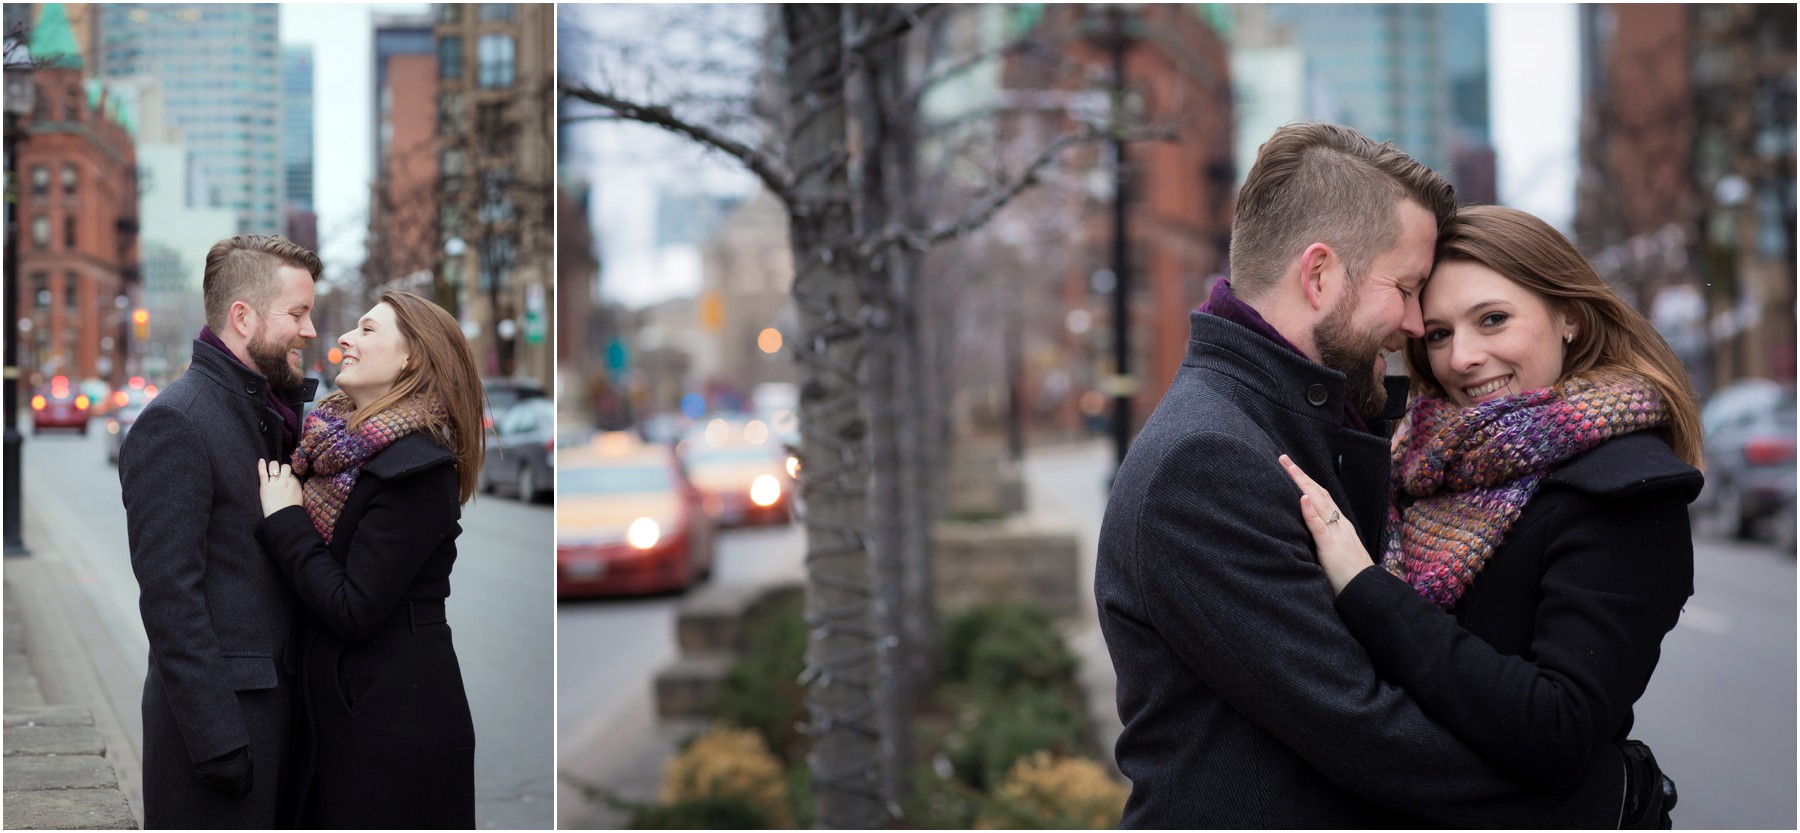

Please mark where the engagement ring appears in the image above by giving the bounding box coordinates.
[1325,510,1340,525]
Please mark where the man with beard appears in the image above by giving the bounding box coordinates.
[1095,123,1630,826]
[120,235,320,828]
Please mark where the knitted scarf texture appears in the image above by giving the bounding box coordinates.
[292,392,445,543]
[1382,371,1670,610]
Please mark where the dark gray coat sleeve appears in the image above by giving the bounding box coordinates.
[1132,431,1623,827]
[119,405,249,763]
[1334,486,1694,787]
[254,463,458,642]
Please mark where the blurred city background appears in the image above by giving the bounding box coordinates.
[4,4,555,828]
[553,3,1794,830]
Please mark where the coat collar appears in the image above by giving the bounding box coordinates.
[1545,431,1703,500]
[187,338,319,411]
[363,432,456,481]
[1185,311,1407,432]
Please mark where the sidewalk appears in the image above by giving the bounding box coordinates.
[4,575,138,829]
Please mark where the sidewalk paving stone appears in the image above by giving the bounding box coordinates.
[5,756,120,791]
[3,788,138,830]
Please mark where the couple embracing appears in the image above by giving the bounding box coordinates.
[119,235,485,828]
[1099,123,1697,828]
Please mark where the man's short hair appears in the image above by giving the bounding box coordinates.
[1228,122,1455,299]
[201,235,322,332]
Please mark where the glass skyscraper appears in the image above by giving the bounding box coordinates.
[282,44,312,214]
[93,4,285,235]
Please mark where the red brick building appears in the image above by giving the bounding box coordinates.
[14,6,140,388]
[1001,5,1236,437]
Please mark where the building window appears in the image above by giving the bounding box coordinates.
[436,3,462,23]
[64,216,77,248]
[30,216,49,248]
[476,102,512,153]
[31,166,49,195]
[479,168,514,223]
[61,164,78,194]
[479,4,514,21]
[438,36,464,81]
[476,34,514,89]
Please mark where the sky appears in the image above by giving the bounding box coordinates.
[566,4,1586,311]
[279,3,429,281]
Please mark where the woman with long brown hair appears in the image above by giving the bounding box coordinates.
[1283,205,1700,828]
[255,290,485,827]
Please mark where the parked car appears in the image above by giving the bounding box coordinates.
[481,377,548,433]
[31,376,92,435]
[678,417,796,527]
[105,400,150,465]
[557,432,717,597]
[481,398,555,503]
[1694,380,1796,540]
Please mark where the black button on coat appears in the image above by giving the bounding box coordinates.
[1094,312,1628,828]
[255,432,475,829]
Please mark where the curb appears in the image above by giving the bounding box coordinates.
[3,580,138,830]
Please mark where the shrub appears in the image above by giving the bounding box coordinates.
[630,795,772,829]
[945,687,1090,792]
[976,752,1127,829]
[660,725,793,828]
[714,592,808,764]
[940,602,1076,692]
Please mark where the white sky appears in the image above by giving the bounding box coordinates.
[279,3,430,281]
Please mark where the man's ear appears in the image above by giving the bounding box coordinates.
[1298,243,1334,311]
[228,300,256,339]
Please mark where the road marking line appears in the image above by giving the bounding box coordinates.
[1678,605,1731,635]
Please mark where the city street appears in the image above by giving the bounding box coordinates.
[555,520,804,826]
[1025,437,1796,830]
[9,423,555,829]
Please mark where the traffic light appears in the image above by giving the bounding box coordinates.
[132,308,149,341]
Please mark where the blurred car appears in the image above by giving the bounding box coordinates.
[557,432,717,597]
[638,412,691,447]
[105,400,150,464]
[678,417,797,527]
[1694,380,1796,540]
[78,378,111,416]
[31,376,92,435]
[481,377,548,433]
[481,398,555,503]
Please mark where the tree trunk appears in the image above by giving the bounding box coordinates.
[782,4,885,828]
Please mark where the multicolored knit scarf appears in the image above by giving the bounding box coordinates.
[1382,371,1670,609]
[291,392,446,543]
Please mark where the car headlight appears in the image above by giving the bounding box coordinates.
[627,517,661,549]
[750,474,781,507]
[786,454,800,479]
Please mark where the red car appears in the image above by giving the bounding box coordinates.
[31,376,92,435]
[557,433,717,597]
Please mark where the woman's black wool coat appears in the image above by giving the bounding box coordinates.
[255,432,475,829]
[1335,430,1703,789]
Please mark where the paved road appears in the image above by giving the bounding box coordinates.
[555,521,804,826]
[12,424,555,829]
[1024,437,1795,830]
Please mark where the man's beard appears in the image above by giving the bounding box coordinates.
[247,325,303,392]
[1313,292,1389,421]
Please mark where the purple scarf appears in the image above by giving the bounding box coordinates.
[1197,279,1369,432]
[291,392,445,543]
[198,326,301,453]
[1382,371,1671,609]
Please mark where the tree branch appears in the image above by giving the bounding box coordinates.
[559,80,795,201]
[847,4,943,56]
[857,123,1173,257]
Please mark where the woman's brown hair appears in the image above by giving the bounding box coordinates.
[1405,205,1704,468]
[340,290,487,503]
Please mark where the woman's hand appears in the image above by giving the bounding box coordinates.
[257,459,303,518]
[1279,454,1374,596]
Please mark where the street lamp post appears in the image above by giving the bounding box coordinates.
[1094,7,1138,469]
[5,59,35,556]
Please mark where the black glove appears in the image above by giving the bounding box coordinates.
[1619,739,1675,829]
[193,744,253,800]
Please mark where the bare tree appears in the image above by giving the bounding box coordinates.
[562,4,1171,824]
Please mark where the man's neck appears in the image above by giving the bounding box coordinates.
[198,326,259,374]
[1242,292,1320,362]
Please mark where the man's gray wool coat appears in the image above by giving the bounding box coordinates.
[119,338,317,829]
[1095,311,1628,828]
